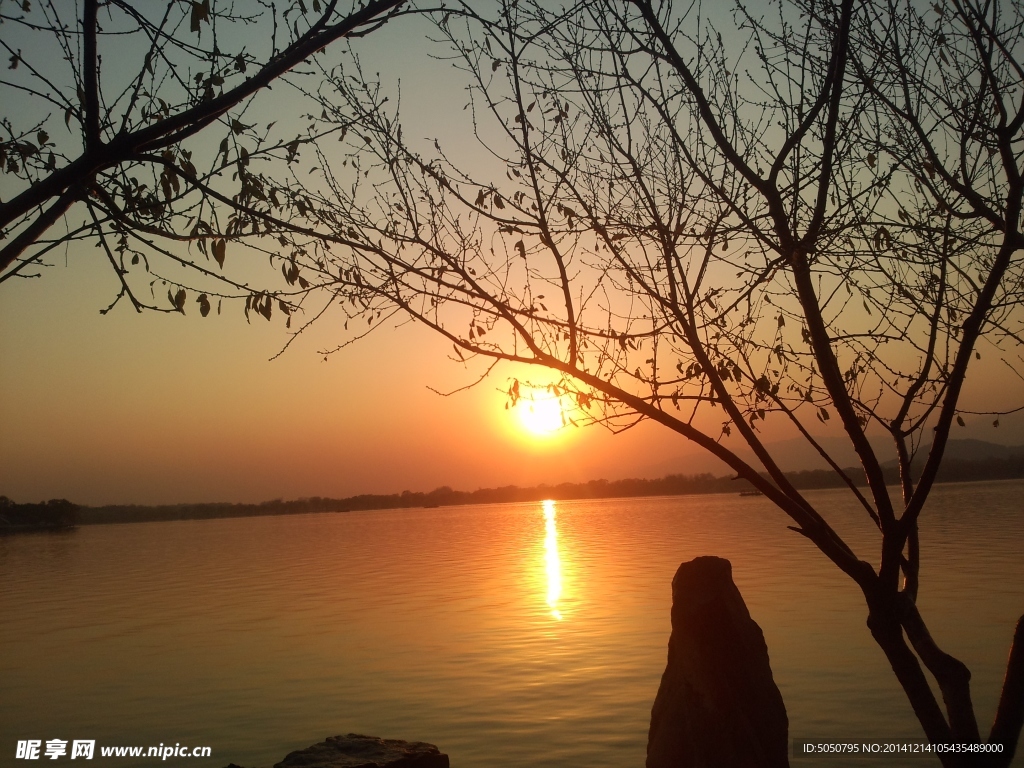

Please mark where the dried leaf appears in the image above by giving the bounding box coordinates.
[874,227,891,251]
[212,239,226,268]
[169,288,186,313]
[190,0,210,33]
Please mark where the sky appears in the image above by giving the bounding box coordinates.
[0,247,735,505]
[0,9,712,507]
[2,5,1022,507]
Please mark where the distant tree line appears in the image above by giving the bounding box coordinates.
[54,451,1024,526]
[0,497,78,531]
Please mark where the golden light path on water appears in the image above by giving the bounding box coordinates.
[542,499,562,620]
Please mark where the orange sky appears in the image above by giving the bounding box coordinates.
[2,12,1022,506]
[0,250,736,505]
[2,243,1021,506]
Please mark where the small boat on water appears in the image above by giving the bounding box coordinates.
[738,490,763,497]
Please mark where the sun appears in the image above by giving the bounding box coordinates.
[517,393,566,436]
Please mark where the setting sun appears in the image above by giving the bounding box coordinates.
[517,394,566,436]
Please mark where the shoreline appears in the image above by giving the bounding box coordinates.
[5,461,1022,530]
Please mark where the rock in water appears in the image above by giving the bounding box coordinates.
[647,556,789,768]
[273,734,449,768]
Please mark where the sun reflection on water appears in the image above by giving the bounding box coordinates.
[542,499,562,620]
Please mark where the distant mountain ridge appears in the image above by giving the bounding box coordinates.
[888,439,1024,470]
[645,436,1024,477]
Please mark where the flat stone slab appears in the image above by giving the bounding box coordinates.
[273,734,449,768]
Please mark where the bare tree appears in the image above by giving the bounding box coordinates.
[0,0,407,315]
[4,0,1023,763]
[238,0,1020,762]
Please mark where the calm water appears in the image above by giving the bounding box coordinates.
[2,481,1022,767]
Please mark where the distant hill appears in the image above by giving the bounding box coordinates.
[888,439,1024,470]
[883,440,1024,485]
[646,436,1024,477]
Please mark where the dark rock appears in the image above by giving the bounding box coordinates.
[647,556,789,768]
[273,734,449,768]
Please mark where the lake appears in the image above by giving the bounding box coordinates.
[2,481,1022,767]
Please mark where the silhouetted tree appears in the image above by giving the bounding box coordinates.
[4,0,1024,763]
[269,0,1020,762]
[0,0,407,316]
[0,497,77,529]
